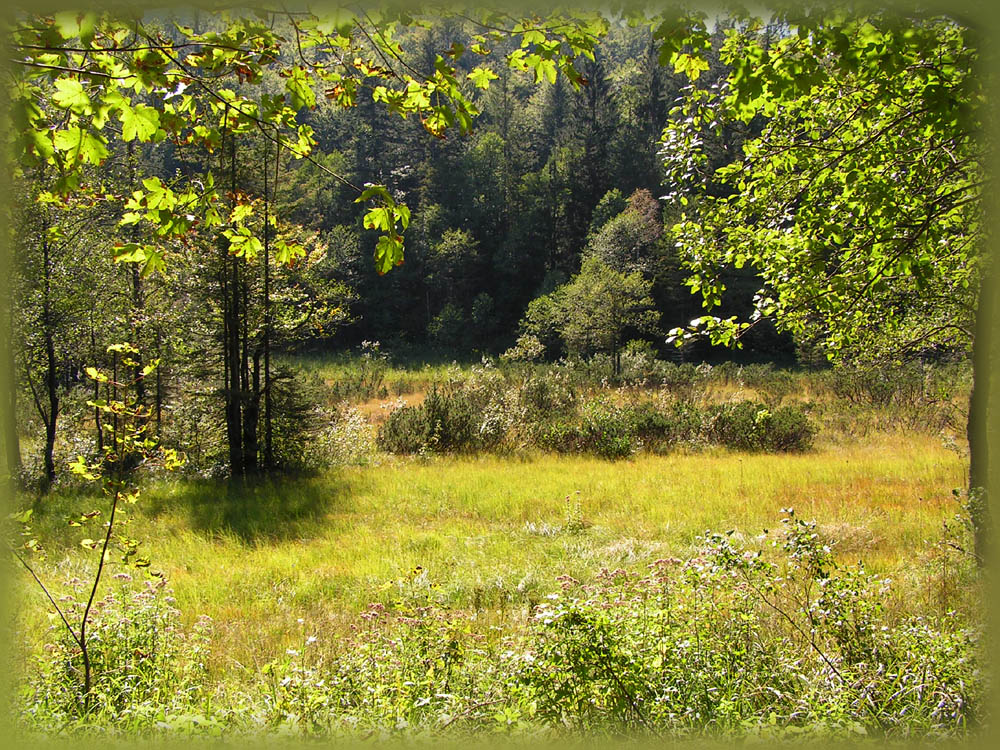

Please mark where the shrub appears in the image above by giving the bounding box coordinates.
[828,361,949,409]
[766,404,817,451]
[378,404,432,454]
[537,399,636,458]
[738,363,798,406]
[630,399,704,450]
[316,404,378,466]
[706,402,815,452]
[377,385,480,454]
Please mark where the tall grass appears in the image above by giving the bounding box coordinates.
[9,356,981,739]
[15,433,969,670]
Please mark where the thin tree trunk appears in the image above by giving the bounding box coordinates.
[154,327,163,440]
[263,137,274,469]
[42,213,58,487]
[227,259,244,476]
[4,292,21,475]
[226,134,244,476]
[131,263,145,409]
[244,349,260,473]
[239,248,257,472]
[91,314,102,453]
[127,140,146,414]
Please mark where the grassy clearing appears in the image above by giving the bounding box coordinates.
[9,358,982,738]
[279,350,466,398]
[15,430,969,675]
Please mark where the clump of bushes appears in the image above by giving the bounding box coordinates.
[706,401,816,452]
[377,383,481,454]
[538,398,638,458]
[380,373,816,458]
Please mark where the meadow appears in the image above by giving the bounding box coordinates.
[7,356,986,739]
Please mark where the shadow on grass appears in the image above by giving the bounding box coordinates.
[144,472,361,544]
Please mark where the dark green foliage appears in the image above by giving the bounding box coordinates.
[375,362,817,458]
[376,405,429,454]
[266,366,326,471]
[706,402,815,452]
[377,384,480,454]
[539,399,636,459]
[630,399,703,449]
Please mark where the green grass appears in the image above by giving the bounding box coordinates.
[14,429,969,680]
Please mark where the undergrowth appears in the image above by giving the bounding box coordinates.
[15,510,984,740]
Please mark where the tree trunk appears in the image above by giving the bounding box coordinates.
[224,131,244,477]
[128,140,146,414]
[227,254,244,476]
[243,349,260,473]
[263,139,274,469]
[969,266,993,566]
[154,327,163,440]
[42,216,58,487]
[131,263,145,409]
[4,294,21,475]
[90,315,102,453]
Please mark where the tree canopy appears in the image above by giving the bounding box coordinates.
[6,5,609,273]
[656,4,989,559]
[660,9,983,359]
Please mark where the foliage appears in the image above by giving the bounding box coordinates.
[8,7,609,271]
[16,509,983,738]
[518,511,983,735]
[520,258,660,373]
[661,10,981,362]
[705,402,816,452]
[20,579,213,731]
[539,397,638,459]
[501,334,546,364]
[583,188,663,276]
[377,383,480,454]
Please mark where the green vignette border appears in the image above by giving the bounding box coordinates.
[0,0,998,749]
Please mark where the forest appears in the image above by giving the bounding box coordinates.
[1,2,991,742]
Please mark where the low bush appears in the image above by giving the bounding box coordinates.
[706,402,815,452]
[377,384,481,454]
[538,399,637,458]
[630,399,704,450]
